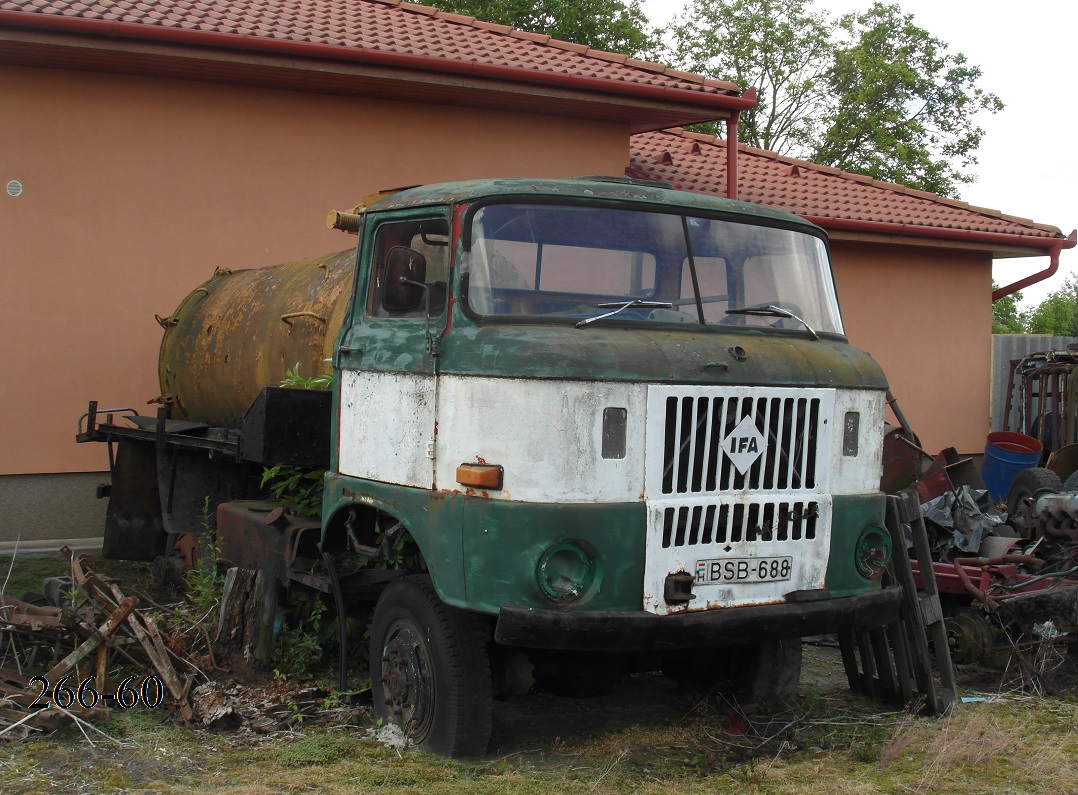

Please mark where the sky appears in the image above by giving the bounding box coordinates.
[639,0,1078,310]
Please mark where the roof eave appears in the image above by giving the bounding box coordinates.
[807,215,1070,258]
[0,10,752,129]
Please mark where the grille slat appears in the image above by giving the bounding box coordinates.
[660,393,822,495]
[660,500,821,549]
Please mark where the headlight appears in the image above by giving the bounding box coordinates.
[855,524,891,579]
[536,541,598,603]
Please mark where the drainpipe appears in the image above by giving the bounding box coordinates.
[992,231,1076,301]
[723,87,754,201]
[726,112,739,200]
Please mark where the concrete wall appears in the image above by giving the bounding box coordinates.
[0,65,629,541]
[832,241,992,456]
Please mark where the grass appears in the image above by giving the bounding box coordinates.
[1,688,1076,794]
[3,552,1078,794]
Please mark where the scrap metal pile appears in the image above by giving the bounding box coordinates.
[0,548,211,740]
[887,437,1078,682]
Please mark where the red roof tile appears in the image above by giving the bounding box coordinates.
[629,127,1065,244]
[629,128,1066,248]
[0,0,741,98]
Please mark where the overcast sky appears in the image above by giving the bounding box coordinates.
[640,0,1078,309]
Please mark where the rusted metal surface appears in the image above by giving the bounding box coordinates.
[158,249,354,426]
[1001,348,1078,462]
[217,500,324,589]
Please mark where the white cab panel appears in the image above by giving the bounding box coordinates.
[434,376,646,503]
[338,370,436,488]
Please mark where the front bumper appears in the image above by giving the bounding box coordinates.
[494,585,902,652]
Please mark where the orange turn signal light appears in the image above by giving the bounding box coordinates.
[456,464,504,490]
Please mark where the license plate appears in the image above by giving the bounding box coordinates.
[695,556,792,584]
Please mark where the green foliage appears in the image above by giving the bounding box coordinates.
[667,0,1002,198]
[261,465,326,518]
[992,283,1026,334]
[280,361,333,391]
[184,496,224,617]
[1025,274,1078,336]
[274,589,327,679]
[260,363,331,518]
[427,0,657,57]
[671,0,832,153]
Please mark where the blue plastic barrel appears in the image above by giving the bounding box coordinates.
[982,432,1043,500]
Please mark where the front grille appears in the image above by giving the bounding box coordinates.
[659,393,821,495]
[660,500,820,548]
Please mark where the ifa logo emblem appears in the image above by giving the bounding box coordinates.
[720,415,766,474]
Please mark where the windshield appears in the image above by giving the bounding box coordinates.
[463,203,844,336]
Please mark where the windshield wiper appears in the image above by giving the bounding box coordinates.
[725,304,819,340]
[575,299,673,328]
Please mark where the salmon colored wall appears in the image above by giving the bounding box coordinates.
[0,66,630,475]
[832,241,993,455]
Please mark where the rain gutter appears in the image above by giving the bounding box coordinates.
[0,11,757,113]
[802,216,1077,301]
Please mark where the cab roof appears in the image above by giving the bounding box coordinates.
[365,176,816,229]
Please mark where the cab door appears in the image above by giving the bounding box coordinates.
[336,215,450,489]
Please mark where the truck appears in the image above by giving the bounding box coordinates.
[78,176,902,756]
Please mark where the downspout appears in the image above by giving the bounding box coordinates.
[724,87,755,201]
[992,230,1077,300]
[726,112,739,200]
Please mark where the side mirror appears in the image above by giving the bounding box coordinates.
[382,246,427,313]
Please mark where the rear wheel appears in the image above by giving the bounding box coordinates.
[370,575,493,757]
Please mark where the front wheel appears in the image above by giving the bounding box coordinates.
[370,575,493,757]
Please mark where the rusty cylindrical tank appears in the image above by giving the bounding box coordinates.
[158,249,355,427]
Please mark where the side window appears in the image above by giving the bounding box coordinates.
[367,218,450,318]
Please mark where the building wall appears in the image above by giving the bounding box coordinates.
[0,65,630,479]
[832,241,992,455]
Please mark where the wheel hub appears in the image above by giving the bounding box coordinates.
[380,621,434,739]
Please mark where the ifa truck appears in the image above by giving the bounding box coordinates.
[79,176,901,756]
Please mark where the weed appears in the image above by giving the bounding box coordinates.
[281,361,333,391]
[260,464,326,518]
[183,497,224,619]
[259,363,332,518]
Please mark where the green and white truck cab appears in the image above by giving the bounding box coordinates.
[319,177,901,755]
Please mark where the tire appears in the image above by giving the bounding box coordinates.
[370,575,493,757]
[1006,467,1062,538]
[664,639,802,710]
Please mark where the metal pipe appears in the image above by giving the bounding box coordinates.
[726,111,740,200]
[0,11,758,113]
[992,234,1075,300]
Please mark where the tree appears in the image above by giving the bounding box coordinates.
[667,0,1003,198]
[427,0,657,57]
[1024,275,1078,336]
[991,284,1025,334]
[812,4,1003,197]
[668,0,832,155]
